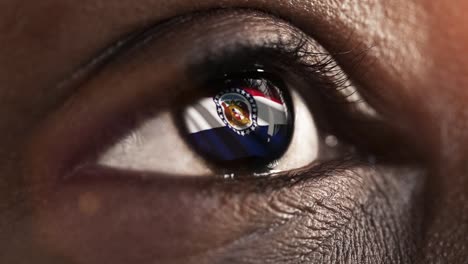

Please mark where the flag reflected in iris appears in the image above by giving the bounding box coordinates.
[182,78,293,167]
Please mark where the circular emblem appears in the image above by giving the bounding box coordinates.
[214,88,258,136]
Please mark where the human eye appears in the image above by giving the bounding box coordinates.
[92,21,388,179]
[98,71,319,177]
[30,10,407,181]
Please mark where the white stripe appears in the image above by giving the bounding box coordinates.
[184,98,225,133]
[254,97,287,127]
[184,96,288,133]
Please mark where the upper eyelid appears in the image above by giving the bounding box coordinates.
[57,9,308,90]
[61,9,378,140]
[58,9,335,114]
[55,9,371,125]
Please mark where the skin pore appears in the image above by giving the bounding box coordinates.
[0,0,467,263]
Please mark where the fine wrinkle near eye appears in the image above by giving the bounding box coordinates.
[97,72,319,177]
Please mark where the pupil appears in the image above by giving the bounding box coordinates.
[181,77,293,170]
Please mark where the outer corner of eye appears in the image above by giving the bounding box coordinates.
[97,74,319,178]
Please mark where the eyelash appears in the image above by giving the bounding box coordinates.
[181,39,413,167]
[182,44,363,138]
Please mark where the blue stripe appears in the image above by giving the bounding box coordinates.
[187,125,290,161]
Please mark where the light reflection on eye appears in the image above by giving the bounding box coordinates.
[97,72,319,177]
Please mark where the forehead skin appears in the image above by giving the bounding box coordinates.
[0,0,467,263]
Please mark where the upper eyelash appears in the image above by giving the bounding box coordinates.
[187,32,378,120]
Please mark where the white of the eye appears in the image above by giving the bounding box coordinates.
[269,91,318,173]
[98,91,319,177]
[97,112,211,176]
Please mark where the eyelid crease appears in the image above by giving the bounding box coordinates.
[54,9,282,93]
[53,8,378,126]
[55,10,358,96]
[50,8,212,106]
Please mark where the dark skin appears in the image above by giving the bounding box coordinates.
[1,0,467,263]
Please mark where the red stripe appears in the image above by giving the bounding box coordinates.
[243,88,283,104]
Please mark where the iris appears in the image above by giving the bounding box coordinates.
[182,77,294,169]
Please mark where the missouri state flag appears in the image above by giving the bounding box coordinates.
[182,80,293,163]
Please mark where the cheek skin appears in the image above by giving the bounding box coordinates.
[31,166,422,263]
